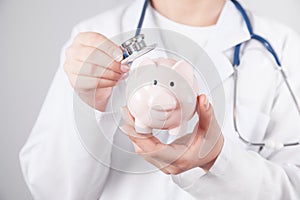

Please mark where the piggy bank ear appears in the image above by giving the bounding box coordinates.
[172,60,194,86]
[133,58,156,78]
[137,58,156,66]
[154,58,177,67]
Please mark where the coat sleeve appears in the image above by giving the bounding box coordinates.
[171,28,300,199]
[19,25,119,200]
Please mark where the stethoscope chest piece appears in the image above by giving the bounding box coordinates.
[121,34,156,65]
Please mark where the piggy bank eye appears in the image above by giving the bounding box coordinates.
[170,81,175,87]
[153,80,158,85]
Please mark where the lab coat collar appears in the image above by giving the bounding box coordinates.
[205,0,251,52]
[123,0,251,51]
[204,0,251,87]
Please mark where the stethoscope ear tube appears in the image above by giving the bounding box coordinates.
[120,0,154,64]
[135,0,150,37]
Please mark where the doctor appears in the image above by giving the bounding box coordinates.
[20,0,300,199]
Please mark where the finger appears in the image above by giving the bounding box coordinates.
[164,165,182,175]
[94,87,113,101]
[120,106,135,126]
[64,59,123,81]
[195,95,223,160]
[132,142,143,154]
[138,152,171,174]
[147,159,171,175]
[160,168,171,175]
[121,123,149,138]
[66,45,125,74]
[197,94,212,132]
[68,73,117,91]
[122,124,187,166]
[171,133,197,147]
[74,32,124,62]
[131,144,172,175]
[129,134,163,152]
[122,124,163,152]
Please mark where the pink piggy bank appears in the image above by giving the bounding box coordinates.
[126,58,199,135]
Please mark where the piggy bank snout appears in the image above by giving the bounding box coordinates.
[148,87,177,111]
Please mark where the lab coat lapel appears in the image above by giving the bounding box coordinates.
[205,0,251,86]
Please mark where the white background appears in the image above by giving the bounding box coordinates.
[0,0,299,199]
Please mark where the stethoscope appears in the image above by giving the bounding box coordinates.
[120,0,300,150]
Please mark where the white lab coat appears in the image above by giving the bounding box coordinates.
[20,0,300,199]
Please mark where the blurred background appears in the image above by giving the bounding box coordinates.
[0,0,299,199]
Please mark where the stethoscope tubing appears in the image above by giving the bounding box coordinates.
[135,0,300,150]
[231,0,300,149]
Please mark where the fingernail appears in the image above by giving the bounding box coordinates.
[120,107,127,120]
[120,124,129,135]
[200,95,206,105]
[121,72,129,80]
[120,106,134,126]
[113,48,123,62]
[121,64,130,73]
[201,95,210,110]
[206,100,210,110]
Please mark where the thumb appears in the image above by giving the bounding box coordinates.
[197,94,212,131]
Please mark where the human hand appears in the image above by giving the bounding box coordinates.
[64,32,129,112]
[121,94,224,174]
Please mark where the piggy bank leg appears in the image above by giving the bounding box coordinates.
[134,119,152,134]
